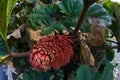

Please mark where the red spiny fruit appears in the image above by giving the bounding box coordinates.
[29,34,74,71]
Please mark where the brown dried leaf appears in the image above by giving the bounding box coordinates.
[7,24,25,39]
[79,33,95,66]
[86,17,106,46]
[26,27,41,41]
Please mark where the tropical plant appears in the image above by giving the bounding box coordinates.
[0,0,120,80]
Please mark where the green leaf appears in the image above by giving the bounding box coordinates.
[0,0,17,40]
[23,70,52,80]
[76,65,92,80]
[57,0,111,30]
[105,49,114,61]
[99,63,114,80]
[0,0,7,39]
[58,0,83,17]
[0,38,7,53]
[0,38,9,65]
[103,0,113,14]
[28,4,56,30]
[81,3,112,31]
[42,23,66,35]
[87,3,112,26]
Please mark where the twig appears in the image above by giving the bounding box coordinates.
[73,0,98,35]
[10,52,29,57]
[105,45,120,49]
[9,45,120,58]
[106,39,120,44]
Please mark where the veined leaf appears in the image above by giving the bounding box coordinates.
[0,0,17,40]
[58,0,83,17]
[87,3,112,26]
[99,63,114,80]
[28,4,56,30]
[76,65,92,80]
[42,23,66,35]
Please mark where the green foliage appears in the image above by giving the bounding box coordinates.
[111,2,120,37]
[0,0,7,39]
[81,3,112,31]
[22,70,52,80]
[0,38,9,65]
[28,4,56,30]
[98,63,114,80]
[58,0,83,17]
[76,64,114,80]
[0,0,17,40]
[57,0,83,28]
[103,0,113,14]
[87,3,111,26]
[76,65,92,80]
[0,38,7,53]
[56,0,111,31]
[28,0,112,35]
[42,23,66,35]
[105,49,114,61]
[28,3,67,35]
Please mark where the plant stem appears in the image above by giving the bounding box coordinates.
[4,39,11,53]
[106,39,120,44]
[73,0,97,35]
[105,45,120,49]
[73,6,89,35]
[10,52,29,57]
[9,45,120,58]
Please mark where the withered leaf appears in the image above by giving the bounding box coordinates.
[26,27,41,41]
[7,24,25,39]
[86,17,106,46]
[79,33,95,66]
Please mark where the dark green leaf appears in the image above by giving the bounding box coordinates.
[105,49,114,61]
[42,23,66,35]
[76,65,92,80]
[99,63,114,80]
[0,38,7,54]
[23,70,52,80]
[87,3,112,26]
[58,0,83,17]
[28,4,56,30]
